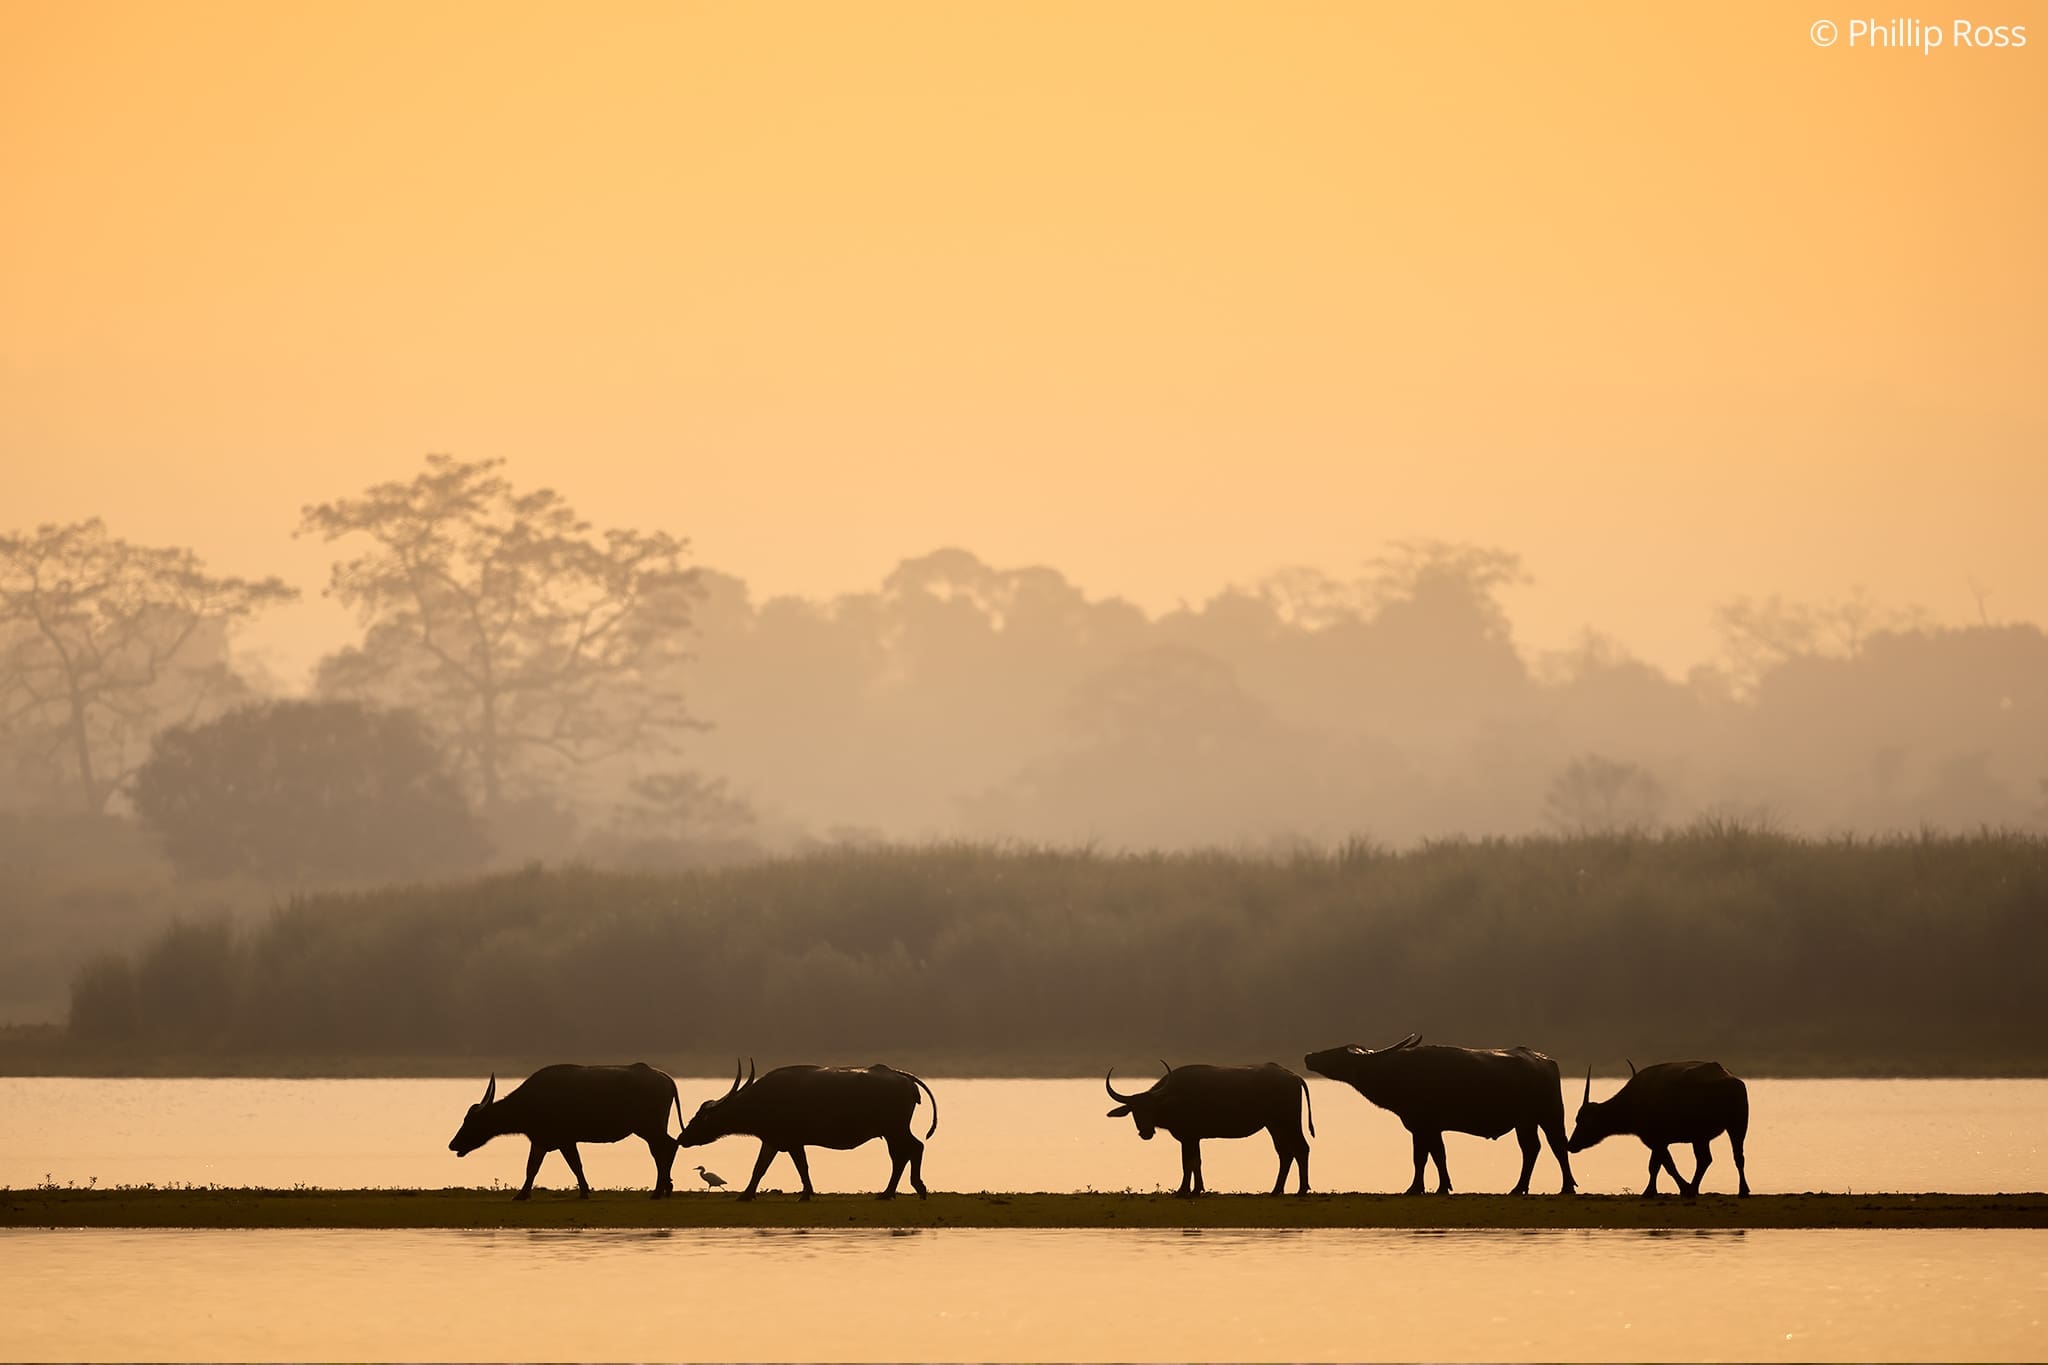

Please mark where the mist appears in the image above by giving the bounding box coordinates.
[4,476,2043,1037]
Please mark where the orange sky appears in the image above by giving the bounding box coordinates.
[4,1,2042,683]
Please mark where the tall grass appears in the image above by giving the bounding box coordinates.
[62,828,2048,1074]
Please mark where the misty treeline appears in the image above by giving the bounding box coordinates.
[64,832,2048,1073]
[5,454,2045,886]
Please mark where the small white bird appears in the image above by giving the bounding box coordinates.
[694,1165,727,1190]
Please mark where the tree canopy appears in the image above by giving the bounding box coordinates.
[131,699,487,882]
[0,520,296,812]
[301,455,701,814]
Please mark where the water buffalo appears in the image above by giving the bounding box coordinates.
[1305,1034,1576,1194]
[446,1062,685,1200]
[1569,1060,1751,1197]
[679,1060,938,1201]
[1104,1061,1315,1197]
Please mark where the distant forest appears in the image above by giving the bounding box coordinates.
[4,455,2044,868]
[49,831,2048,1076]
[5,455,2046,1030]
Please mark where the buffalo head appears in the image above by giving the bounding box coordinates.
[447,1073,498,1157]
[680,1058,755,1148]
[1566,1060,1634,1153]
[1303,1032,1420,1083]
[1103,1061,1174,1139]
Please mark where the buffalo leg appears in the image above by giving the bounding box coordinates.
[788,1146,815,1201]
[1266,1130,1290,1196]
[1428,1133,1452,1194]
[560,1144,592,1200]
[1510,1125,1539,1195]
[1268,1128,1310,1195]
[1686,1140,1714,1196]
[737,1142,778,1201]
[1267,1130,1310,1195]
[786,1146,811,1203]
[1404,1131,1429,1195]
[881,1131,927,1200]
[1542,1115,1577,1194]
[1729,1101,1752,1197]
[645,1132,678,1199]
[908,1133,928,1199]
[1643,1144,1683,1196]
[1176,1138,1201,1198]
[514,1141,547,1201]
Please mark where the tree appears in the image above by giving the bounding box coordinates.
[1543,754,1667,833]
[0,520,296,813]
[301,455,702,815]
[132,699,487,881]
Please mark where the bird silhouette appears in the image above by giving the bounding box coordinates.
[694,1165,727,1189]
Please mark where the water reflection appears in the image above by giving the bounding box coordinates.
[3,1227,2041,1362]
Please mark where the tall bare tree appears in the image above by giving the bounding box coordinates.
[0,520,296,812]
[301,455,701,814]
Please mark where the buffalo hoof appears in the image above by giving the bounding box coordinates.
[798,1191,812,1202]
[512,1191,531,1202]
[916,1188,928,1200]
[1509,1186,1530,1196]
[577,1189,591,1200]
[1172,1189,1199,1200]
[1401,1185,1424,1196]
[876,1191,896,1201]
[736,1191,756,1202]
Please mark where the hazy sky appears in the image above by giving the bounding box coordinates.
[5,2,2042,684]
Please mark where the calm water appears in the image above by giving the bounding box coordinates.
[3,1227,2043,1361]
[1,1076,2042,1194]
[5,1078,2044,1361]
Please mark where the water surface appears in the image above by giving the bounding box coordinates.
[3,1226,2041,1361]
[3,1076,2041,1195]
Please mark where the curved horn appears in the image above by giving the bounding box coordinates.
[481,1073,496,1106]
[746,1058,757,1087]
[1158,1058,1173,1077]
[1105,1068,1137,1105]
[1582,1065,1592,1106]
[1627,1058,1637,1078]
[724,1059,743,1098]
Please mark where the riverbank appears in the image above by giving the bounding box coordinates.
[8,1189,2045,1230]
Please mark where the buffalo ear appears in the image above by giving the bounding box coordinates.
[1106,1105,1132,1118]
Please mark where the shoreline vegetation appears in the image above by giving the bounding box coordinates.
[7,1189,2046,1231]
[20,831,2048,1077]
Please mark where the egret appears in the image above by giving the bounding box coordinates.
[694,1165,727,1190]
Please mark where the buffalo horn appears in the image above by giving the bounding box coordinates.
[1627,1058,1637,1078]
[1582,1066,1591,1106]
[746,1057,757,1087]
[1105,1068,1137,1105]
[724,1059,743,1098]
[1158,1058,1173,1077]
[482,1073,496,1107]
